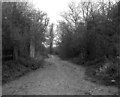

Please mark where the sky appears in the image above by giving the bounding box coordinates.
[29,0,90,24]
[29,0,117,24]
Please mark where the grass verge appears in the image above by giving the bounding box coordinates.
[70,57,120,88]
[2,56,44,85]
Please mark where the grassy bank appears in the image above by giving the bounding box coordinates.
[2,56,44,85]
[69,57,120,88]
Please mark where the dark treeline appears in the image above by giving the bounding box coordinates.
[2,2,50,84]
[56,1,120,86]
[57,1,120,60]
[2,2,49,60]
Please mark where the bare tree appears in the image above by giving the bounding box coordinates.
[61,2,82,30]
[49,23,54,54]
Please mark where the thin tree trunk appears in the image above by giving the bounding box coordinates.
[30,40,35,58]
[13,47,18,60]
[49,40,53,54]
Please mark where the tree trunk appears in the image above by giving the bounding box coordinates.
[49,40,53,54]
[13,46,18,60]
[30,40,35,58]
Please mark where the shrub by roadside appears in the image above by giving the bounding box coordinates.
[84,58,120,88]
[17,57,44,70]
[70,56,120,88]
[2,57,44,85]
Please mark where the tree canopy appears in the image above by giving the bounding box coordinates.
[57,1,120,61]
[2,2,49,59]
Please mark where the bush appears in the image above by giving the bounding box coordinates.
[17,57,44,70]
[2,60,28,84]
[2,57,44,84]
[84,57,120,87]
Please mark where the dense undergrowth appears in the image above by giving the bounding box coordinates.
[2,57,44,84]
[70,57,120,88]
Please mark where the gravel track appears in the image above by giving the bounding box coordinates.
[2,55,118,95]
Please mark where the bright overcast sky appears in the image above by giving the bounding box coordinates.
[29,0,117,24]
[29,0,90,24]
[30,0,77,24]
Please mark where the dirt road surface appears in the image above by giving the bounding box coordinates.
[2,55,118,95]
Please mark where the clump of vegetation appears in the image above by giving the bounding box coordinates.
[2,60,27,84]
[85,58,120,87]
[18,57,44,70]
[2,57,44,84]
